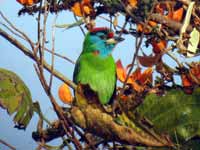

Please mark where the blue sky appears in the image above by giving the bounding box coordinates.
[0,1,133,149]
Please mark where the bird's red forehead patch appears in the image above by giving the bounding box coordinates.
[90,27,109,33]
[107,32,114,38]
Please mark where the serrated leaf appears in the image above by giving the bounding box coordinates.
[137,88,200,143]
[0,68,33,129]
[187,28,200,57]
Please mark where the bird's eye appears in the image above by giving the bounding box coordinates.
[99,35,106,39]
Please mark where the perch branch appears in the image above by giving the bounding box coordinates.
[32,105,174,147]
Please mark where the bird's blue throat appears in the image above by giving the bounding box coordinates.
[83,33,115,58]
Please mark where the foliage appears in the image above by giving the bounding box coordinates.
[0,0,200,149]
[0,68,33,129]
[137,88,200,146]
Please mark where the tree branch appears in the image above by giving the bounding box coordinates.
[32,104,174,147]
[0,139,16,150]
[0,27,77,89]
[149,13,193,33]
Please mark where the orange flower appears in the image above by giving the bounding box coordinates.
[137,23,150,33]
[155,3,166,14]
[116,59,133,84]
[151,39,167,54]
[71,0,93,17]
[171,7,184,22]
[128,0,138,8]
[116,60,153,92]
[181,74,193,94]
[166,7,184,22]
[136,21,157,34]
[58,84,73,104]
[181,74,192,87]
[16,0,38,6]
[136,67,153,85]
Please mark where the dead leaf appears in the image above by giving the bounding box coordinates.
[137,54,161,67]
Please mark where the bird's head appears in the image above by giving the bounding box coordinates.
[82,27,124,57]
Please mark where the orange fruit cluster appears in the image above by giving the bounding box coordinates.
[58,83,73,104]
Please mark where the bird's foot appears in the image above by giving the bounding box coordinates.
[102,105,112,114]
[111,100,122,118]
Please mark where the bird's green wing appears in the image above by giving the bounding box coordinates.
[73,53,116,105]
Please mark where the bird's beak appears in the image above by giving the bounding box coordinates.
[106,36,124,44]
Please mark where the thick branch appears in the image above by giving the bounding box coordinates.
[32,121,65,142]
[149,13,193,33]
[32,104,173,147]
[18,3,70,16]
[0,28,77,89]
[71,105,173,147]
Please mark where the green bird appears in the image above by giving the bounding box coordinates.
[73,27,124,105]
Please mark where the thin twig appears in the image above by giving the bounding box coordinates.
[40,0,49,66]
[0,27,77,89]
[74,14,85,36]
[98,15,123,30]
[34,64,82,150]
[98,15,136,36]
[166,51,183,67]
[119,1,157,91]
[49,15,58,89]
[0,139,16,150]
[33,4,82,147]
[0,11,34,50]
[44,48,75,64]
[36,0,43,55]
[109,15,112,30]
[0,22,26,41]
[61,137,73,150]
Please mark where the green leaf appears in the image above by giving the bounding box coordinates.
[0,68,33,129]
[55,19,84,29]
[137,88,200,143]
[182,138,200,150]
